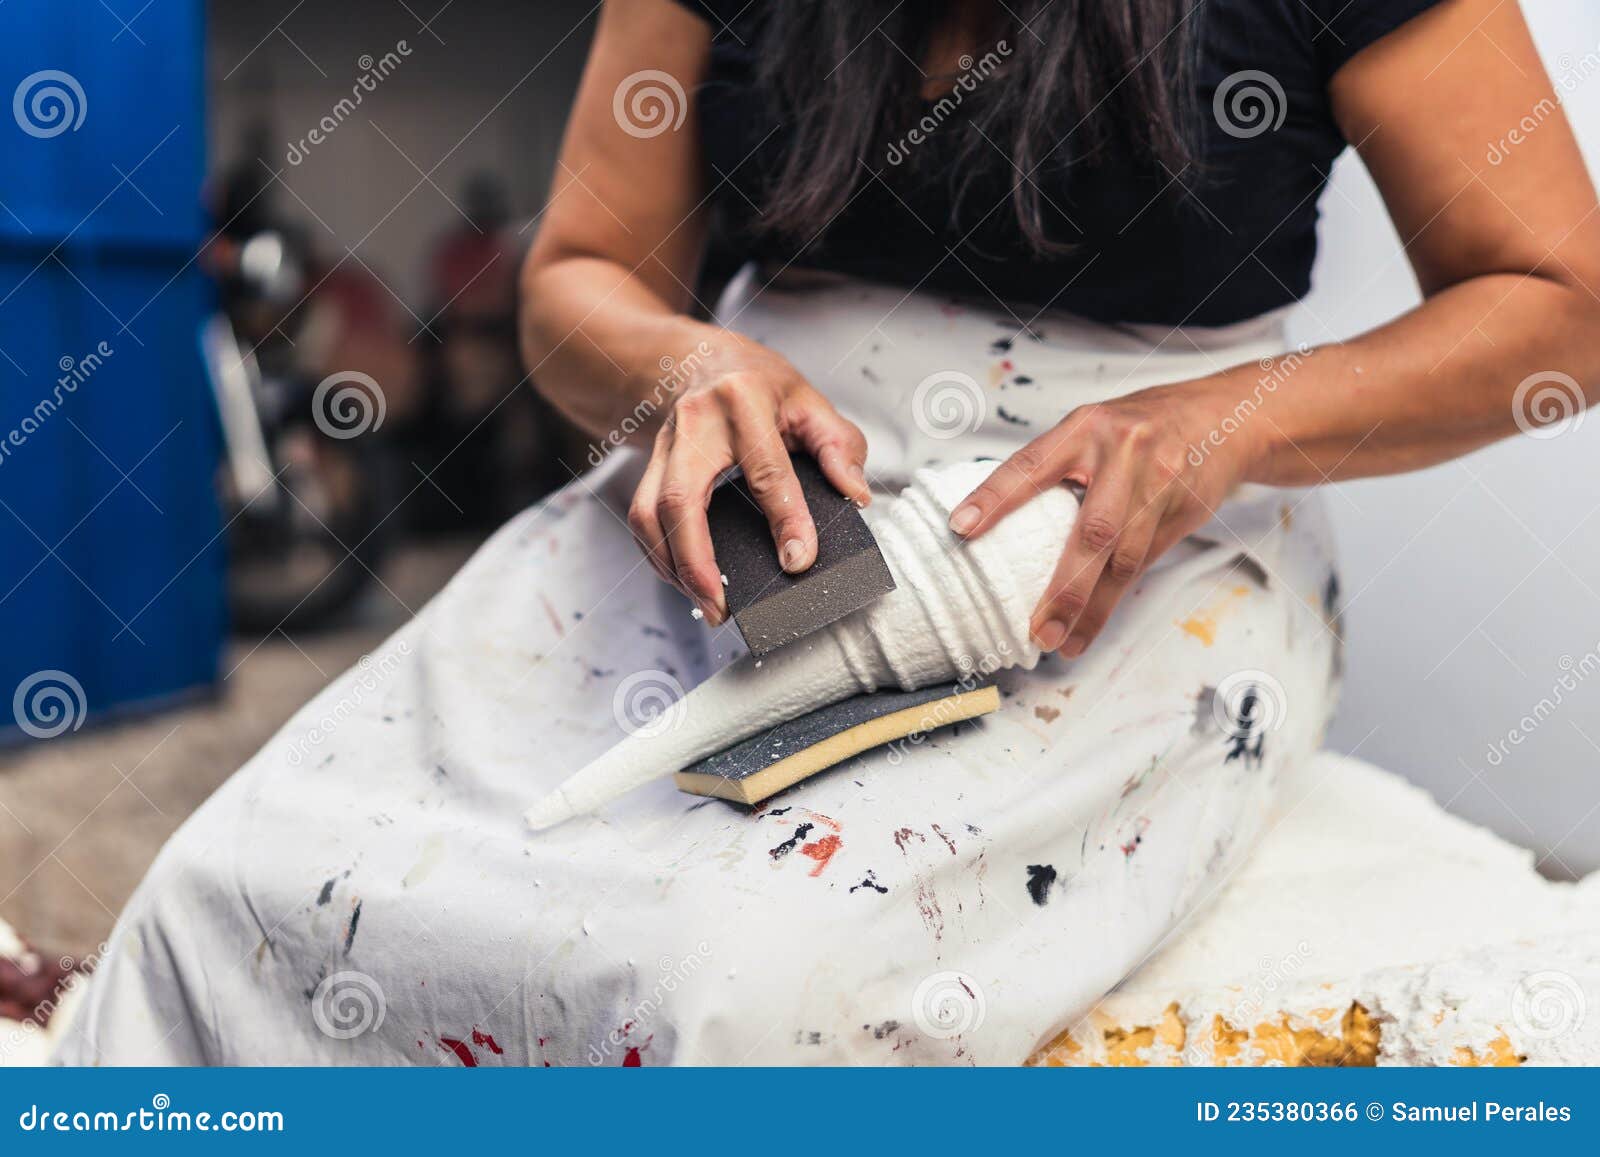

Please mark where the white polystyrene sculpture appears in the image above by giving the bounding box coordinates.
[524,460,1078,829]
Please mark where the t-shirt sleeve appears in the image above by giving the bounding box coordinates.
[665,0,730,27]
[1306,0,1447,77]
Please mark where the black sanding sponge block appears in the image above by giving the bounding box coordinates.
[706,454,895,656]
[675,679,1000,806]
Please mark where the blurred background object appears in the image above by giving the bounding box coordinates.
[0,0,1598,979]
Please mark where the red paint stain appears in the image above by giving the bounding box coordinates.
[621,1033,654,1067]
[1120,816,1152,858]
[471,1028,504,1055]
[438,1037,477,1067]
[538,593,566,638]
[799,833,842,876]
[893,827,925,852]
[804,809,841,832]
[931,823,957,856]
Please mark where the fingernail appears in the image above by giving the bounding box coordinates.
[1034,620,1067,651]
[1061,635,1087,659]
[781,539,808,572]
[949,505,981,536]
[850,463,866,484]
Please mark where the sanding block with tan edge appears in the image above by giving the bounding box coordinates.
[675,679,1000,806]
[705,453,896,657]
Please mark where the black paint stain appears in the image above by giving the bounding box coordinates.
[995,406,1031,426]
[865,1019,901,1040]
[1322,570,1342,618]
[316,878,336,906]
[769,823,814,860]
[1222,685,1266,767]
[849,870,889,895]
[1025,864,1057,906]
[344,901,363,953]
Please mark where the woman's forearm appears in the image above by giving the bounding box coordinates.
[1226,271,1600,485]
[520,255,718,442]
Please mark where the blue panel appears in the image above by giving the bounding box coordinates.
[0,0,222,741]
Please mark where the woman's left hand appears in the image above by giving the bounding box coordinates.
[947,381,1260,657]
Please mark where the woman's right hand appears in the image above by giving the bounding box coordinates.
[627,332,872,625]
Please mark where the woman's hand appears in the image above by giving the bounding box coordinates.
[947,381,1260,657]
[628,333,872,625]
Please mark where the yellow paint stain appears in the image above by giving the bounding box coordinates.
[1451,1034,1525,1067]
[1210,1015,1250,1064]
[1157,1003,1186,1051]
[1248,1003,1378,1067]
[1175,587,1253,646]
[1029,1027,1083,1067]
[1030,1001,1381,1067]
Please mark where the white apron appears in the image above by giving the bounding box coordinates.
[56,271,1341,1066]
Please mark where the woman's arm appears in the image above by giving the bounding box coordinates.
[1246,0,1600,481]
[522,0,871,624]
[952,0,1600,658]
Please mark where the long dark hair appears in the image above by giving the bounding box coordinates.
[754,0,1202,251]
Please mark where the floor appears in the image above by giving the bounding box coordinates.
[0,539,478,962]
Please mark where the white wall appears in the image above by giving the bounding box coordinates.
[1290,1,1600,875]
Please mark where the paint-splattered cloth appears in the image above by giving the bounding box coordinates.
[56,270,1342,1066]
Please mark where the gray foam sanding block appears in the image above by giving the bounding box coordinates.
[705,454,895,656]
[675,679,1000,806]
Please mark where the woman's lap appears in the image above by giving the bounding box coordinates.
[55,456,1340,1066]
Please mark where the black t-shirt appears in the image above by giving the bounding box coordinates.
[669,0,1441,326]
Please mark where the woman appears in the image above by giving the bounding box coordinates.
[61,0,1598,1065]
